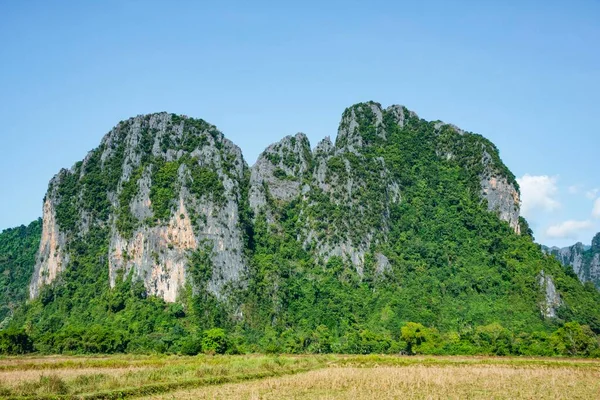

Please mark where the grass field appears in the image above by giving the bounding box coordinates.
[0,354,598,399]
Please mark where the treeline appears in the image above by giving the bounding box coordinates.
[2,320,599,357]
[0,219,42,322]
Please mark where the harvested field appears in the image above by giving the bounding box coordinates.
[0,355,597,399]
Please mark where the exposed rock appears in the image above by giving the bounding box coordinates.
[31,113,248,302]
[298,105,401,274]
[593,233,600,252]
[249,133,311,221]
[29,195,69,298]
[336,102,385,150]
[30,103,524,300]
[248,101,519,274]
[375,253,391,275]
[539,270,561,318]
[385,104,418,127]
[480,174,521,234]
[545,233,600,289]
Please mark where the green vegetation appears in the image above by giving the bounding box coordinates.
[0,219,41,323]
[183,157,225,205]
[273,167,289,180]
[2,106,600,359]
[54,165,82,232]
[150,159,181,221]
[236,102,600,357]
[116,166,144,238]
[0,328,34,354]
[0,354,328,399]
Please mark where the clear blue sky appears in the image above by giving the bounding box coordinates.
[1,0,598,247]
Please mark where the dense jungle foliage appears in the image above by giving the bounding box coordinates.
[0,219,41,324]
[2,106,600,357]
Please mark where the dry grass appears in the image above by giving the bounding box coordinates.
[0,354,179,371]
[0,366,147,387]
[147,364,600,400]
[0,355,598,399]
[0,354,327,398]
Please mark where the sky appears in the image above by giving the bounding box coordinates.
[0,0,598,247]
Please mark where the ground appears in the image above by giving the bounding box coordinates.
[0,354,598,399]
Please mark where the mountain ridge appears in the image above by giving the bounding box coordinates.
[3,101,600,356]
[543,233,600,289]
[30,102,522,303]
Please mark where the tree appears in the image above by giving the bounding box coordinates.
[0,329,34,354]
[202,328,228,355]
[401,322,438,354]
[551,322,599,356]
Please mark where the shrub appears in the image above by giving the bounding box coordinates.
[0,329,34,354]
[400,322,439,354]
[551,322,599,357]
[202,328,228,355]
[179,336,202,356]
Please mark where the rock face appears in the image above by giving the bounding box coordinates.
[539,270,562,318]
[249,133,312,223]
[433,119,521,234]
[479,172,521,234]
[29,103,522,301]
[29,196,69,298]
[545,233,600,289]
[249,102,521,273]
[30,113,248,301]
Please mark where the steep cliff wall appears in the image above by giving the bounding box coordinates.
[29,182,70,298]
[30,113,248,301]
[248,102,521,273]
[545,233,600,289]
[539,270,562,318]
[29,103,523,300]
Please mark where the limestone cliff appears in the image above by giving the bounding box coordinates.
[249,102,521,273]
[29,102,522,300]
[539,270,562,318]
[248,133,312,223]
[29,179,70,298]
[544,233,600,289]
[30,113,248,301]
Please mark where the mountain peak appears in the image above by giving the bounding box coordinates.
[30,102,523,303]
[592,232,600,252]
[30,111,248,301]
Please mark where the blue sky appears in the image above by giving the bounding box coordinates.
[0,0,598,247]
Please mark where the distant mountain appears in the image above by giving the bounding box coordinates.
[543,233,600,289]
[2,102,600,356]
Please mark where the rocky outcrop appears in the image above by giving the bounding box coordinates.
[539,270,561,318]
[249,133,312,222]
[249,103,403,274]
[30,113,248,302]
[249,102,519,274]
[545,233,600,289]
[480,175,521,234]
[433,117,521,234]
[29,196,69,298]
[480,152,521,234]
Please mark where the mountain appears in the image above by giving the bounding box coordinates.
[29,113,248,302]
[543,233,600,289]
[3,102,600,356]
